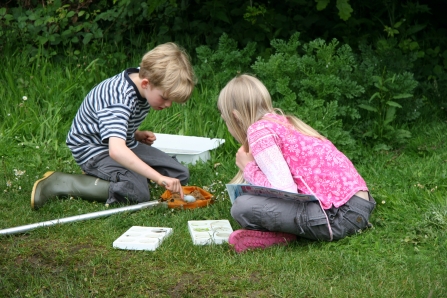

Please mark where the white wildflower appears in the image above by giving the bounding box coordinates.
[14,169,26,176]
[22,96,28,101]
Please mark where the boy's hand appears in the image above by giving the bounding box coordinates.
[135,130,156,145]
[158,176,184,198]
[236,146,254,171]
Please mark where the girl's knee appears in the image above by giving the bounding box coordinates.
[230,195,253,221]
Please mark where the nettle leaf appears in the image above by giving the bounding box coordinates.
[386,101,402,108]
[37,36,48,45]
[395,129,412,142]
[215,11,230,23]
[359,104,378,112]
[83,33,93,44]
[336,0,353,21]
[35,19,43,26]
[393,93,413,99]
[373,143,392,151]
[369,92,381,102]
[315,0,330,11]
[384,106,396,125]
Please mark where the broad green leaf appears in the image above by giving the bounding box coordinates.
[406,24,426,35]
[386,101,402,108]
[373,143,392,151]
[83,33,93,45]
[359,104,378,112]
[215,11,230,23]
[158,25,169,35]
[394,21,402,28]
[434,65,443,75]
[384,106,396,125]
[336,0,353,21]
[392,94,412,99]
[409,41,419,51]
[35,19,43,26]
[315,0,330,10]
[37,36,48,45]
[369,92,381,102]
[395,129,412,140]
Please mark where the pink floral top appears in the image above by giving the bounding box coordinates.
[243,113,368,209]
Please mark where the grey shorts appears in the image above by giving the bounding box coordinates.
[80,143,189,205]
[231,193,376,241]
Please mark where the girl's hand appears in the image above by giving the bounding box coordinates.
[235,146,254,171]
[135,130,156,145]
[157,176,184,198]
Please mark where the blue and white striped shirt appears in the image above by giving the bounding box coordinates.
[66,68,150,165]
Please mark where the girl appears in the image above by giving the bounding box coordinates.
[218,74,376,253]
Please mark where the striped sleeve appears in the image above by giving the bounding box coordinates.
[66,69,150,165]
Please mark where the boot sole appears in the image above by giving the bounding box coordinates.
[228,230,297,253]
[31,171,56,210]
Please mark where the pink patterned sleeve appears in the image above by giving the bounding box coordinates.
[244,125,298,193]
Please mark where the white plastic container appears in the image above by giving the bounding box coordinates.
[113,226,173,251]
[188,220,233,245]
[152,133,225,165]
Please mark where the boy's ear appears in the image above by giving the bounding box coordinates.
[141,78,150,89]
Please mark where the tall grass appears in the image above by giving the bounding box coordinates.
[0,51,446,297]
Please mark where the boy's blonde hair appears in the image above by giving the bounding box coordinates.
[217,74,325,183]
[140,42,196,103]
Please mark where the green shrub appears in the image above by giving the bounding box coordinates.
[252,33,365,153]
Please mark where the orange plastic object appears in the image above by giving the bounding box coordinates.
[160,186,214,209]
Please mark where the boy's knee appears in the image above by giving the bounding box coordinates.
[179,167,190,185]
[110,178,150,204]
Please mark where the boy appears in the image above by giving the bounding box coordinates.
[31,42,196,209]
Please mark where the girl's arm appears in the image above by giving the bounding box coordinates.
[244,131,298,193]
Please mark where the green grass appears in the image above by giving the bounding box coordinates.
[1,52,446,297]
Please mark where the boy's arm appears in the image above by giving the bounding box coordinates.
[108,136,184,197]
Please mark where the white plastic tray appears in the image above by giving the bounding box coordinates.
[152,133,225,164]
[113,226,173,251]
[188,220,233,245]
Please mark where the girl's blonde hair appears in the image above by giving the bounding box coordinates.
[140,42,196,103]
[217,74,325,183]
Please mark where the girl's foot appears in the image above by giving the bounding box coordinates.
[228,229,297,253]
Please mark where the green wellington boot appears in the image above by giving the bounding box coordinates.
[31,171,110,210]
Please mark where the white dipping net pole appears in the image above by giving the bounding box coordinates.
[0,201,161,236]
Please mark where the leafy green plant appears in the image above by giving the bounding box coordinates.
[195,33,256,89]
[0,0,172,58]
[252,33,363,153]
[315,0,353,21]
[358,70,417,149]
